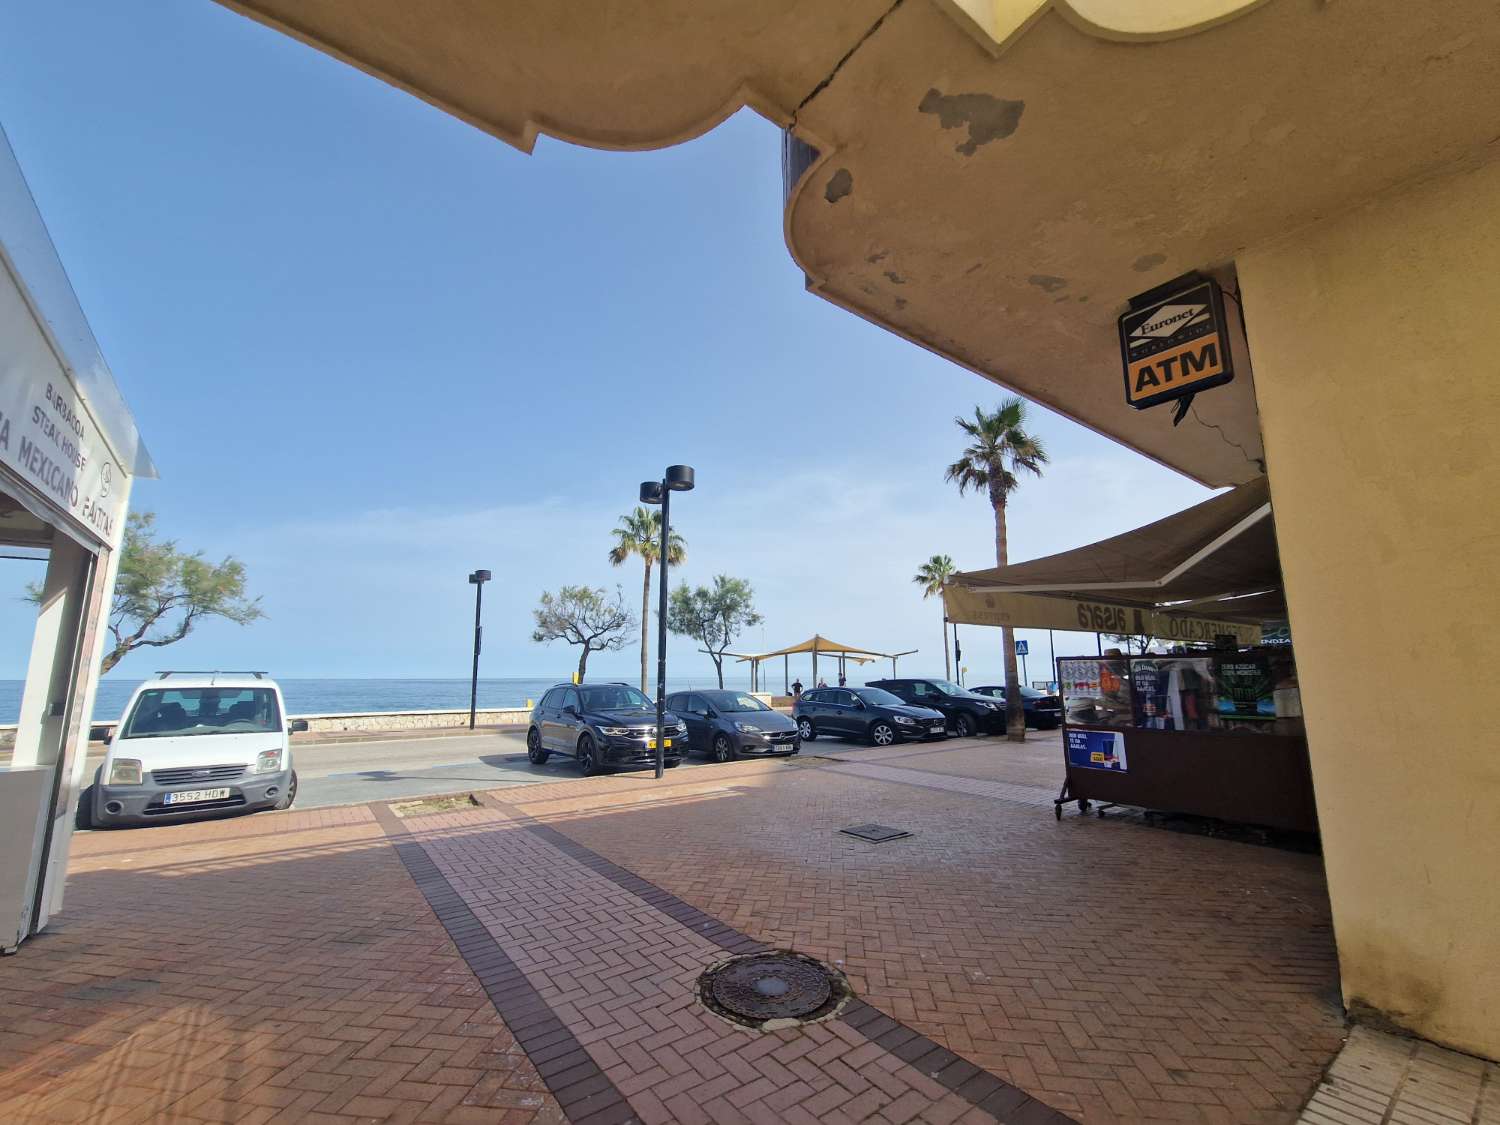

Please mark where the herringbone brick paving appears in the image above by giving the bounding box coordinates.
[0,806,564,1124]
[0,736,1345,1124]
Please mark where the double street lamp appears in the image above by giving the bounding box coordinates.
[640,465,695,779]
[467,569,491,730]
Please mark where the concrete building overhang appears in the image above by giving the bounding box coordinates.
[216,0,1500,486]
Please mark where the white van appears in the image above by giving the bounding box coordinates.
[85,672,304,828]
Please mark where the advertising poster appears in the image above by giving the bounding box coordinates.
[1065,728,1128,772]
[1215,654,1275,722]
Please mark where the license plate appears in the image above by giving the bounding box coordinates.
[165,787,230,805]
[646,738,672,750]
[930,724,945,733]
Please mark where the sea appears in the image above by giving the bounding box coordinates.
[0,675,765,725]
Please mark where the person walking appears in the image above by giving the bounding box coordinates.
[791,678,803,698]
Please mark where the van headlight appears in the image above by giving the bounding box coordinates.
[599,726,631,737]
[108,758,143,785]
[253,749,283,773]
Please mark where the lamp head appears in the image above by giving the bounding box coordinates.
[665,464,695,492]
[469,570,491,584]
[639,480,664,505]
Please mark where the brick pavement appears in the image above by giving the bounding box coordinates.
[0,737,1347,1124]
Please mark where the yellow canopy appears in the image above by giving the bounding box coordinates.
[735,634,889,660]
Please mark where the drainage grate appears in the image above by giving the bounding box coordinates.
[698,951,850,1030]
[839,823,912,843]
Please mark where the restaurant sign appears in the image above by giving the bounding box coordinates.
[0,267,127,549]
[1119,275,1234,410]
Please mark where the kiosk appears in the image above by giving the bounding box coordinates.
[0,127,152,952]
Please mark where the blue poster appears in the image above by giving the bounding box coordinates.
[1065,728,1128,772]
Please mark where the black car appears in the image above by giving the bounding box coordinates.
[969,684,1063,729]
[864,678,1004,737]
[665,689,799,762]
[793,686,947,747]
[526,682,687,775]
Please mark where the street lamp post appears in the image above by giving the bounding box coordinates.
[640,465,694,779]
[467,570,491,730]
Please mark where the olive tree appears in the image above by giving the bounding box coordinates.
[530,584,635,682]
[667,575,762,689]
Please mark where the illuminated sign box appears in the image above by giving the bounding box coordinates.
[1118,275,1235,410]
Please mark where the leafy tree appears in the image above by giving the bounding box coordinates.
[667,575,762,689]
[28,512,264,675]
[530,585,635,682]
[1104,633,1155,654]
[945,397,1048,741]
[607,506,685,693]
[912,555,957,681]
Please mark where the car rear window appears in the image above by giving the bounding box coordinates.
[122,688,281,738]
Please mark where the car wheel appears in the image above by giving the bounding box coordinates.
[274,771,298,811]
[953,712,975,738]
[712,733,737,763]
[797,717,816,741]
[75,783,95,829]
[527,727,550,765]
[577,735,600,777]
[870,722,896,747]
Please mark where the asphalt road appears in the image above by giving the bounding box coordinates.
[63,730,730,820]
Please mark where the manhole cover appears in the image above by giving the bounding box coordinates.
[698,951,849,1030]
[839,823,912,843]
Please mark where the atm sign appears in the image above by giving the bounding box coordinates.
[1119,278,1235,409]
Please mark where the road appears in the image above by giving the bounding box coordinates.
[66,730,727,818]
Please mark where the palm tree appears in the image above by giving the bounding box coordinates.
[608,506,686,692]
[945,397,1049,741]
[913,555,957,681]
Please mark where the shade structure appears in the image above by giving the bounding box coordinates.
[737,635,888,661]
[944,478,1282,645]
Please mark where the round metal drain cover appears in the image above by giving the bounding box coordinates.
[699,952,848,1029]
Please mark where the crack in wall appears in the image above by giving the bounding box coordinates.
[791,0,907,125]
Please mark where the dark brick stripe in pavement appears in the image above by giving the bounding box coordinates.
[477,792,1077,1125]
[371,802,638,1124]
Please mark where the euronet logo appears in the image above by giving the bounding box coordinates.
[1130,302,1208,345]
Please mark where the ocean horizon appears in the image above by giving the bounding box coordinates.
[0,674,776,726]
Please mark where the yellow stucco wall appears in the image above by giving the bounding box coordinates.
[1239,155,1500,1059]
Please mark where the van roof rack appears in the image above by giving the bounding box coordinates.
[155,670,266,679]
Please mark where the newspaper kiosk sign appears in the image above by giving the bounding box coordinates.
[1119,276,1234,409]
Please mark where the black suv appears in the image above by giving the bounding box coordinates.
[864,678,1003,737]
[666,689,800,762]
[793,686,946,746]
[527,683,687,775]
[969,684,1063,729]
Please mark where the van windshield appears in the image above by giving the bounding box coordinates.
[122,688,282,738]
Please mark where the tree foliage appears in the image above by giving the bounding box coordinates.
[912,554,957,681]
[33,512,265,675]
[530,584,636,681]
[607,506,685,692]
[667,575,762,689]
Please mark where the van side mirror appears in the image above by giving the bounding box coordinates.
[854,699,866,710]
[290,719,309,734]
[103,728,113,745]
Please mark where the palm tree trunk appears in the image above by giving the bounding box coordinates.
[640,560,652,693]
[942,616,951,681]
[994,497,1025,742]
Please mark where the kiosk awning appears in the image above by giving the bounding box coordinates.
[736,634,889,660]
[944,478,1282,644]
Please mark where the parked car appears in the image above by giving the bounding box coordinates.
[665,689,799,762]
[793,686,947,747]
[84,672,305,828]
[527,682,687,775]
[968,684,1063,729]
[864,678,1004,737]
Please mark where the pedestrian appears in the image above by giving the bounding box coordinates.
[838,674,847,687]
[817,677,827,689]
[791,678,803,698]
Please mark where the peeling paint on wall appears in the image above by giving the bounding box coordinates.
[918,88,1025,155]
[884,270,907,284]
[1133,253,1167,272]
[825,168,853,203]
[1027,274,1068,292]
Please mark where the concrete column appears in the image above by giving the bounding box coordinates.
[11,530,110,935]
[1237,154,1500,1059]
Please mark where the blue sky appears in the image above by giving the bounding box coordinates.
[0,0,1210,689]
